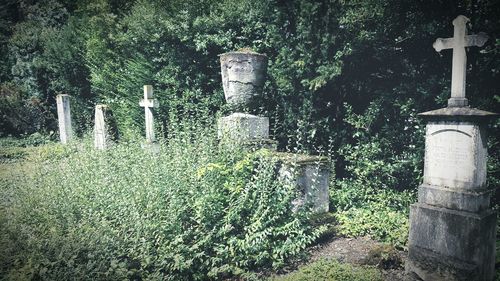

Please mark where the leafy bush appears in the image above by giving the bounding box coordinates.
[0,121,324,280]
[270,259,383,281]
[331,180,415,249]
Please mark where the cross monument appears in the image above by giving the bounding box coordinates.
[433,15,488,107]
[139,85,159,143]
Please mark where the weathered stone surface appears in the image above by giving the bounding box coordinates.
[407,15,497,279]
[407,203,496,281]
[419,107,497,121]
[431,15,488,108]
[139,85,159,144]
[418,184,492,213]
[56,94,72,144]
[94,105,118,150]
[423,121,487,190]
[277,153,330,214]
[217,113,269,142]
[220,51,268,110]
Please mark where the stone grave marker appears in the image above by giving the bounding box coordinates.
[56,94,72,144]
[94,104,117,150]
[139,85,159,144]
[217,50,330,213]
[432,15,488,107]
[406,15,497,281]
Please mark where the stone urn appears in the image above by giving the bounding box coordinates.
[220,51,268,110]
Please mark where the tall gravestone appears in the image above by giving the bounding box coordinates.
[94,104,117,150]
[56,94,72,144]
[406,15,497,281]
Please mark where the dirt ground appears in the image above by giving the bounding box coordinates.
[289,236,408,281]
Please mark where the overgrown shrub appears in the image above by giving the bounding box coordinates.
[0,120,324,280]
[330,180,415,249]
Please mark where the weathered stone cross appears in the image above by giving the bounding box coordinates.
[139,85,159,143]
[433,15,488,107]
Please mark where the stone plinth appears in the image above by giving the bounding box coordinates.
[406,107,497,281]
[56,94,72,144]
[217,113,269,142]
[94,105,117,150]
[277,153,330,214]
[407,203,496,281]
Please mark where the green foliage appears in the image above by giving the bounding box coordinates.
[0,121,323,280]
[331,181,415,249]
[1,0,499,189]
[270,259,383,281]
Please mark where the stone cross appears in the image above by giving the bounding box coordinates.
[56,94,72,144]
[139,85,159,143]
[433,15,488,107]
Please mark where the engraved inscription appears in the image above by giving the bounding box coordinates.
[424,124,476,188]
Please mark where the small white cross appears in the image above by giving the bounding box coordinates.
[433,15,488,107]
[139,85,159,143]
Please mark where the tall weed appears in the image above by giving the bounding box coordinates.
[0,120,322,280]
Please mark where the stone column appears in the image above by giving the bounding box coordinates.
[406,108,497,281]
[56,94,72,144]
[94,104,117,150]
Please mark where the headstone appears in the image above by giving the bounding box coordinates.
[94,104,117,150]
[56,94,72,144]
[406,16,497,281]
[139,85,159,144]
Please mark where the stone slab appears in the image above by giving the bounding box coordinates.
[56,94,72,144]
[217,113,269,142]
[407,203,496,281]
[94,105,118,150]
[418,184,492,212]
[418,107,497,122]
[423,121,487,190]
[277,153,330,214]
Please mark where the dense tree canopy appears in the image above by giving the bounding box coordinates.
[1,0,499,192]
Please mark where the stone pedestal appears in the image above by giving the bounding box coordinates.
[277,153,330,214]
[406,107,497,281]
[218,113,269,141]
[94,105,117,150]
[56,94,72,144]
[217,113,276,150]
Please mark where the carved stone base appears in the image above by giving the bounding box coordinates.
[406,203,496,281]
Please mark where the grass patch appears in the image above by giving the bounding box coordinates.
[270,259,383,281]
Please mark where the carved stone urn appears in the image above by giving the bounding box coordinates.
[220,51,268,110]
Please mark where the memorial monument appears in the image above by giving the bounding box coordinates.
[406,15,497,281]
